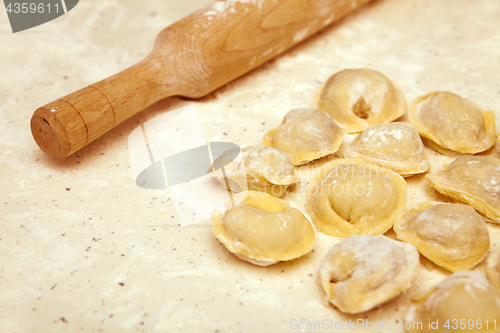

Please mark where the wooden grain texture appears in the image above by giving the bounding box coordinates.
[31,0,372,158]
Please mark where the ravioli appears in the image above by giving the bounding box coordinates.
[344,122,430,177]
[426,155,500,223]
[263,108,345,165]
[212,191,316,266]
[313,68,407,133]
[409,91,496,154]
[211,145,299,197]
[394,202,490,272]
[404,271,500,332]
[317,235,419,314]
[487,248,500,291]
[307,159,407,238]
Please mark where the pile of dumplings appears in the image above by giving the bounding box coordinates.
[210,68,500,330]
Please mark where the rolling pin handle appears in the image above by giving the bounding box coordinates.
[31,58,171,158]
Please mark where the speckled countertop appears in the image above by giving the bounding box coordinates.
[1,0,500,332]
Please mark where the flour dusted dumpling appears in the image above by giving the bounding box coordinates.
[307,159,406,238]
[212,191,315,266]
[211,145,298,197]
[317,235,419,314]
[344,122,430,177]
[409,91,496,154]
[426,155,500,223]
[394,202,490,272]
[313,68,407,133]
[487,248,500,291]
[263,108,345,165]
[405,271,500,332]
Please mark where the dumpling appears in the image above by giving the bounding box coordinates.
[409,91,496,154]
[263,108,345,165]
[394,202,490,272]
[212,191,315,266]
[312,68,407,133]
[307,158,406,238]
[211,145,299,197]
[343,122,430,177]
[404,271,500,333]
[487,248,500,291]
[426,155,500,223]
[317,235,419,314]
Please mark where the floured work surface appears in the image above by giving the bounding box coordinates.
[1,0,500,332]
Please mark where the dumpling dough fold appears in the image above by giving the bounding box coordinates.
[307,158,406,238]
[405,271,500,332]
[263,108,345,165]
[317,235,419,314]
[313,68,407,133]
[409,91,496,154]
[394,202,490,272]
[426,155,500,223]
[212,191,315,266]
[211,145,298,197]
[344,122,429,177]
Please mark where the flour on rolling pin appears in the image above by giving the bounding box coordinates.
[30,0,373,158]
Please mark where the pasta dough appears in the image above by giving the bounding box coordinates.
[343,122,430,177]
[212,191,315,266]
[307,158,407,238]
[426,155,500,223]
[487,248,500,291]
[409,91,496,154]
[313,68,407,133]
[263,108,345,165]
[211,145,299,197]
[394,202,490,272]
[317,235,419,314]
[404,271,500,332]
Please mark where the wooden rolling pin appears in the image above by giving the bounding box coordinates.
[31,0,372,158]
